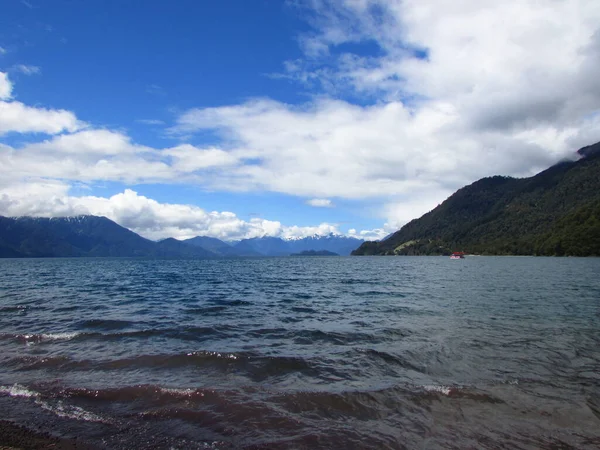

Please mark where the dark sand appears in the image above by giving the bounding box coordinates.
[0,420,96,450]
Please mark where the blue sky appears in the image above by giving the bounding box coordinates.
[1,0,599,240]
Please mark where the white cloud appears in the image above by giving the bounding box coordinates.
[0,184,368,241]
[0,72,12,100]
[347,227,389,241]
[173,96,593,202]
[0,100,84,135]
[306,198,333,207]
[0,72,84,135]
[291,0,600,132]
[0,130,241,185]
[163,144,238,172]
[13,64,41,75]
[0,47,7,55]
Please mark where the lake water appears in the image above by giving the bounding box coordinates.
[0,256,599,449]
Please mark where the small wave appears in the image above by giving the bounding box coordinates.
[185,305,229,315]
[1,332,83,344]
[63,384,218,404]
[208,298,252,307]
[416,384,505,404]
[41,332,81,341]
[292,329,384,346]
[290,306,317,314]
[6,355,73,370]
[0,384,107,423]
[0,305,29,313]
[352,348,423,373]
[38,400,107,423]
[78,319,133,330]
[0,383,39,398]
[422,384,453,396]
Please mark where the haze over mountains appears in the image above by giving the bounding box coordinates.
[353,142,600,257]
[0,216,364,258]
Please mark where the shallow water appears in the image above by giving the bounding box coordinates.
[0,256,599,449]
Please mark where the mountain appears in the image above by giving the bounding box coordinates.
[0,216,217,258]
[352,142,600,257]
[227,234,364,256]
[155,238,216,258]
[287,234,364,256]
[183,236,239,256]
[233,236,290,256]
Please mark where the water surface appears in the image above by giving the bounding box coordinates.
[0,256,599,448]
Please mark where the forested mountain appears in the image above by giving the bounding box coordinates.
[353,142,600,257]
[0,216,217,258]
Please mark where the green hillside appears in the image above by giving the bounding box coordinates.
[353,142,600,256]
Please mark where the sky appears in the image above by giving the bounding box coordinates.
[1,0,600,241]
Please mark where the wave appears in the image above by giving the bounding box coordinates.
[62,384,221,404]
[77,319,134,330]
[422,384,453,396]
[0,332,83,344]
[0,383,108,423]
[0,383,39,398]
[0,325,237,345]
[4,350,317,381]
[185,305,229,315]
[0,305,30,313]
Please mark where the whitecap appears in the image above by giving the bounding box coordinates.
[39,400,107,423]
[17,332,81,344]
[159,387,201,397]
[40,332,81,341]
[0,383,40,398]
[0,384,108,423]
[422,384,453,396]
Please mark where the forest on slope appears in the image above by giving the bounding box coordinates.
[353,142,600,256]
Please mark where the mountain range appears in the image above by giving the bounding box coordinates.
[0,216,364,258]
[353,141,600,257]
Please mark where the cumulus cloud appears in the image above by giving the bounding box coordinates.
[306,198,333,207]
[163,144,238,172]
[347,227,389,241]
[0,100,84,135]
[0,72,84,135]
[0,129,243,185]
[0,184,370,241]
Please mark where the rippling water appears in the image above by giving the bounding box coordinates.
[1,256,599,449]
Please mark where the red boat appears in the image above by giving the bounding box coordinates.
[450,252,465,259]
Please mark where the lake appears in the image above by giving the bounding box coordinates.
[1,256,599,449]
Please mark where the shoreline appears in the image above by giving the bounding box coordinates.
[0,420,96,450]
